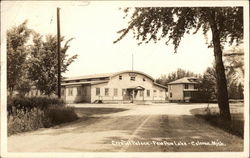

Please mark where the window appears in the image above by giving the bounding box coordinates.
[114,88,118,96]
[170,92,172,98]
[122,89,126,96]
[194,84,198,89]
[130,76,135,81]
[119,75,122,80]
[184,91,191,97]
[105,88,109,96]
[96,88,100,96]
[61,89,64,95]
[147,90,150,97]
[184,84,188,89]
[77,87,81,96]
[153,90,157,96]
[68,88,73,96]
[139,91,143,97]
[83,87,87,96]
[143,78,146,81]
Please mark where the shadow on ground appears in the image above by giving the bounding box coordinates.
[190,108,244,139]
[101,114,243,152]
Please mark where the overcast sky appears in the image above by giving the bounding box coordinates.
[2,1,221,79]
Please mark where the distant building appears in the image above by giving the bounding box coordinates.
[167,77,199,102]
[61,70,167,103]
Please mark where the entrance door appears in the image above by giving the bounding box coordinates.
[123,89,133,101]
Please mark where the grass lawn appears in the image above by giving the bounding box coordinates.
[190,102,244,138]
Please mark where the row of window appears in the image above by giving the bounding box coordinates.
[169,91,195,98]
[67,87,87,96]
[96,88,163,97]
[168,84,198,90]
[119,75,146,82]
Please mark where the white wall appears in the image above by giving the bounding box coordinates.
[168,84,184,101]
[90,72,166,103]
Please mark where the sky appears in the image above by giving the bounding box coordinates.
[2,1,217,79]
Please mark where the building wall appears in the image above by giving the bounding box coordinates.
[168,84,184,101]
[90,72,166,103]
[168,83,197,101]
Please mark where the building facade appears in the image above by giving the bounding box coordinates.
[167,77,198,102]
[61,70,167,103]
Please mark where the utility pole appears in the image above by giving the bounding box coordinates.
[132,53,134,72]
[57,8,61,98]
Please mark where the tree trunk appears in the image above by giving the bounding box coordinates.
[211,26,231,121]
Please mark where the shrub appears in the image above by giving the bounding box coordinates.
[8,107,45,136]
[44,105,78,127]
[7,96,64,113]
[7,97,78,136]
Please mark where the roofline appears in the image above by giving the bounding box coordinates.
[61,81,108,86]
[154,82,168,89]
[63,70,155,82]
[168,82,198,85]
[111,70,155,81]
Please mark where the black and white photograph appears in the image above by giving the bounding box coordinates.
[0,1,249,158]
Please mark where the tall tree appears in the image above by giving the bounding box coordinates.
[114,7,243,121]
[28,33,78,96]
[7,20,31,96]
[224,44,244,87]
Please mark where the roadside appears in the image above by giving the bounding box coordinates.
[8,103,243,152]
[190,102,244,138]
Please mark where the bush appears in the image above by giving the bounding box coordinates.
[8,107,46,136]
[7,96,64,113]
[44,105,78,127]
[7,97,78,136]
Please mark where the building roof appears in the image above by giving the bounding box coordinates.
[63,70,155,81]
[62,70,167,89]
[63,72,114,81]
[61,80,108,86]
[167,77,198,85]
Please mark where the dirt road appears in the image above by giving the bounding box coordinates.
[8,103,243,152]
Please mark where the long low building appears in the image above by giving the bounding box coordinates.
[61,70,167,103]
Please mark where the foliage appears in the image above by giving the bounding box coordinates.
[114,7,243,121]
[224,44,244,87]
[44,105,78,126]
[15,73,33,97]
[114,7,243,51]
[7,20,32,95]
[7,96,64,113]
[8,107,46,136]
[27,33,78,96]
[7,97,78,136]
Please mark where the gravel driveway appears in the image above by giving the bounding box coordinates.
[8,103,243,152]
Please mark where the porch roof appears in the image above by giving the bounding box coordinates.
[127,86,145,90]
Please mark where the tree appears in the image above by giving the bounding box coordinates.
[7,20,31,96]
[197,67,217,102]
[114,7,243,121]
[224,44,244,99]
[28,33,78,96]
[224,44,244,87]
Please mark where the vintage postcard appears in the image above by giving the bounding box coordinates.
[0,1,249,158]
